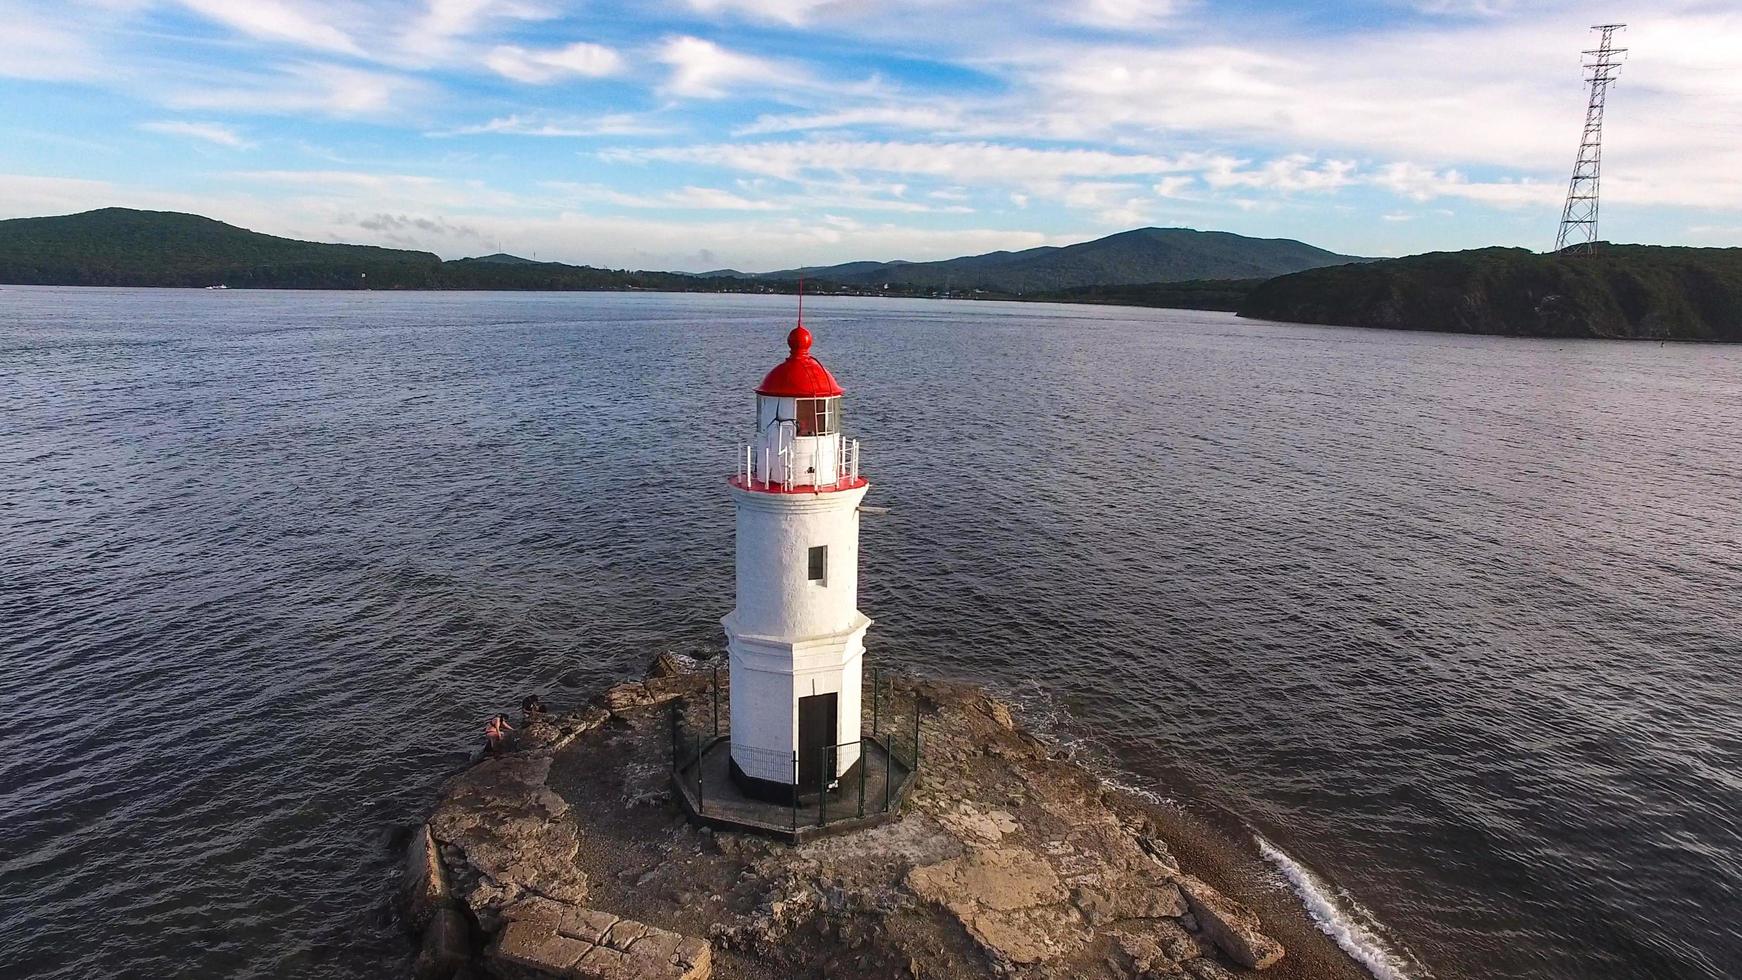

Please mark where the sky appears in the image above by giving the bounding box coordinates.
[2,0,1738,272]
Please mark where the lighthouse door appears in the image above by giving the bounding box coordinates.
[797,693,838,790]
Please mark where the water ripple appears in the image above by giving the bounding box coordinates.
[1,287,1739,979]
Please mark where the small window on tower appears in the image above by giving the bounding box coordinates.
[795,397,840,437]
[808,545,827,583]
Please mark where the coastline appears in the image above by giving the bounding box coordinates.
[8,281,1731,344]
[985,682,1423,980]
[401,659,1382,980]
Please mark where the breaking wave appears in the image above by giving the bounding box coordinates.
[1258,836,1424,980]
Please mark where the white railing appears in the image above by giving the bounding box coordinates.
[738,438,860,491]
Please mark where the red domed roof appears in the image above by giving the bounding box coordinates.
[757,324,844,398]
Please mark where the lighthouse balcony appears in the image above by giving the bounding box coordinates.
[733,434,865,493]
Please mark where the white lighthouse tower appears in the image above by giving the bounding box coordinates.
[724,321,868,801]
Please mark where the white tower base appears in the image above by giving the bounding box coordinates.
[724,483,870,800]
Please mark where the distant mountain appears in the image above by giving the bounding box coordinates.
[0,208,440,288]
[755,227,1363,293]
[20,210,1731,343]
[0,209,756,292]
[1238,245,1742,341]
[465,252,539,265]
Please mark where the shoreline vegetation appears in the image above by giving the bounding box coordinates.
[4,208,1738,341]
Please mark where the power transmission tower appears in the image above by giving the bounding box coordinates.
[1554,24,1627,254]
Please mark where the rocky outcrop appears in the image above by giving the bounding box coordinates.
[402,823,450,933]
[429,753,587,932]
[493,898,711,980]
[403,663,1344,980]
[595,672,711,714]
[414,905,471,980]
[517,707,610,754]
[1178,874,1286,970]
[907,847,1080,966]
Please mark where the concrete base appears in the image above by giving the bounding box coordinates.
[675,735,916,844]
[728,755,865,806]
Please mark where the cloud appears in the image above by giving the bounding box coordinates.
[175,0,362,55]
[735,106,967,137]
[2,8,102,81]
[223,168,527,211]
[137,121,255,149]
[657,35,801,98]
[1152,175,1194,198]
[164,63,428,118]
[682,0,838,27]
[547,176,972,215]
[1406,0,1519,15]
[1067,0,1184,29]
[1371,161,1561,208]
[484,42,622,83]
[433,113,673,137]
[615,139,1215,183]
[1204,155,1358,193]
[546,182,786,211]
[228,169,445,190]
[356,211,488,245]
[397,0,556,62]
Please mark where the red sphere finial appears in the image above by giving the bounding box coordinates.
[787,324,813,356]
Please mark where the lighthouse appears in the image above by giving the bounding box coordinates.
[724,320,868,801]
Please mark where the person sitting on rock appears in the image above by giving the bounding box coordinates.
[484,713,514,753]
[520,694,547,723]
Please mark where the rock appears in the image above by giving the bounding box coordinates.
[1150,918,1203,965]
[978,696,1017,731]
[1184,959,1241,980]
[430,755,588,926]
[1115,881,1187,920]
[403,823,451,933]
[1067,820,1151,873]
[906,847,1066,913]
[647,652,685,678]
[520,707,611,753]
[959,904,1087,966]
[1114,930,1167,974]
[413,904,470,980]
[1138,836,1180,873]
[599,674,708,714]
[935,804,1018,845]
[906,848,1089,966]
[1071,886,1115,927]
[602,682,656,712]
[414,672,1339,980]
[1176,875,1284,970]
[493,899,711,980]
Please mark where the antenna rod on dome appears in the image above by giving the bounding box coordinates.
[798,277,804,326]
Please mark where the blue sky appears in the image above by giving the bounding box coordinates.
[2,0,1738,271]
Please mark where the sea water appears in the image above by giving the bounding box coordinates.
[2,287,1738,979]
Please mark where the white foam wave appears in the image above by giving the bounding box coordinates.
[1257,836,1424,980]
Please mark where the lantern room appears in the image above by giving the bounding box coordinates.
[737,325,862,493]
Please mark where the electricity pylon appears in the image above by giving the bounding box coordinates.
[1554,24,1627,254]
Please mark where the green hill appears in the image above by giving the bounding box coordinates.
[1021,278,1261,312]
[0,208,445,288]
[758,227,1363,293]
[0,208,742,291]
[1238,245,1742,341]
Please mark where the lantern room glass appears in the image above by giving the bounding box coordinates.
[795,397,841,437]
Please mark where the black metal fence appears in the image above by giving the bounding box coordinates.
[668,666,924,836]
